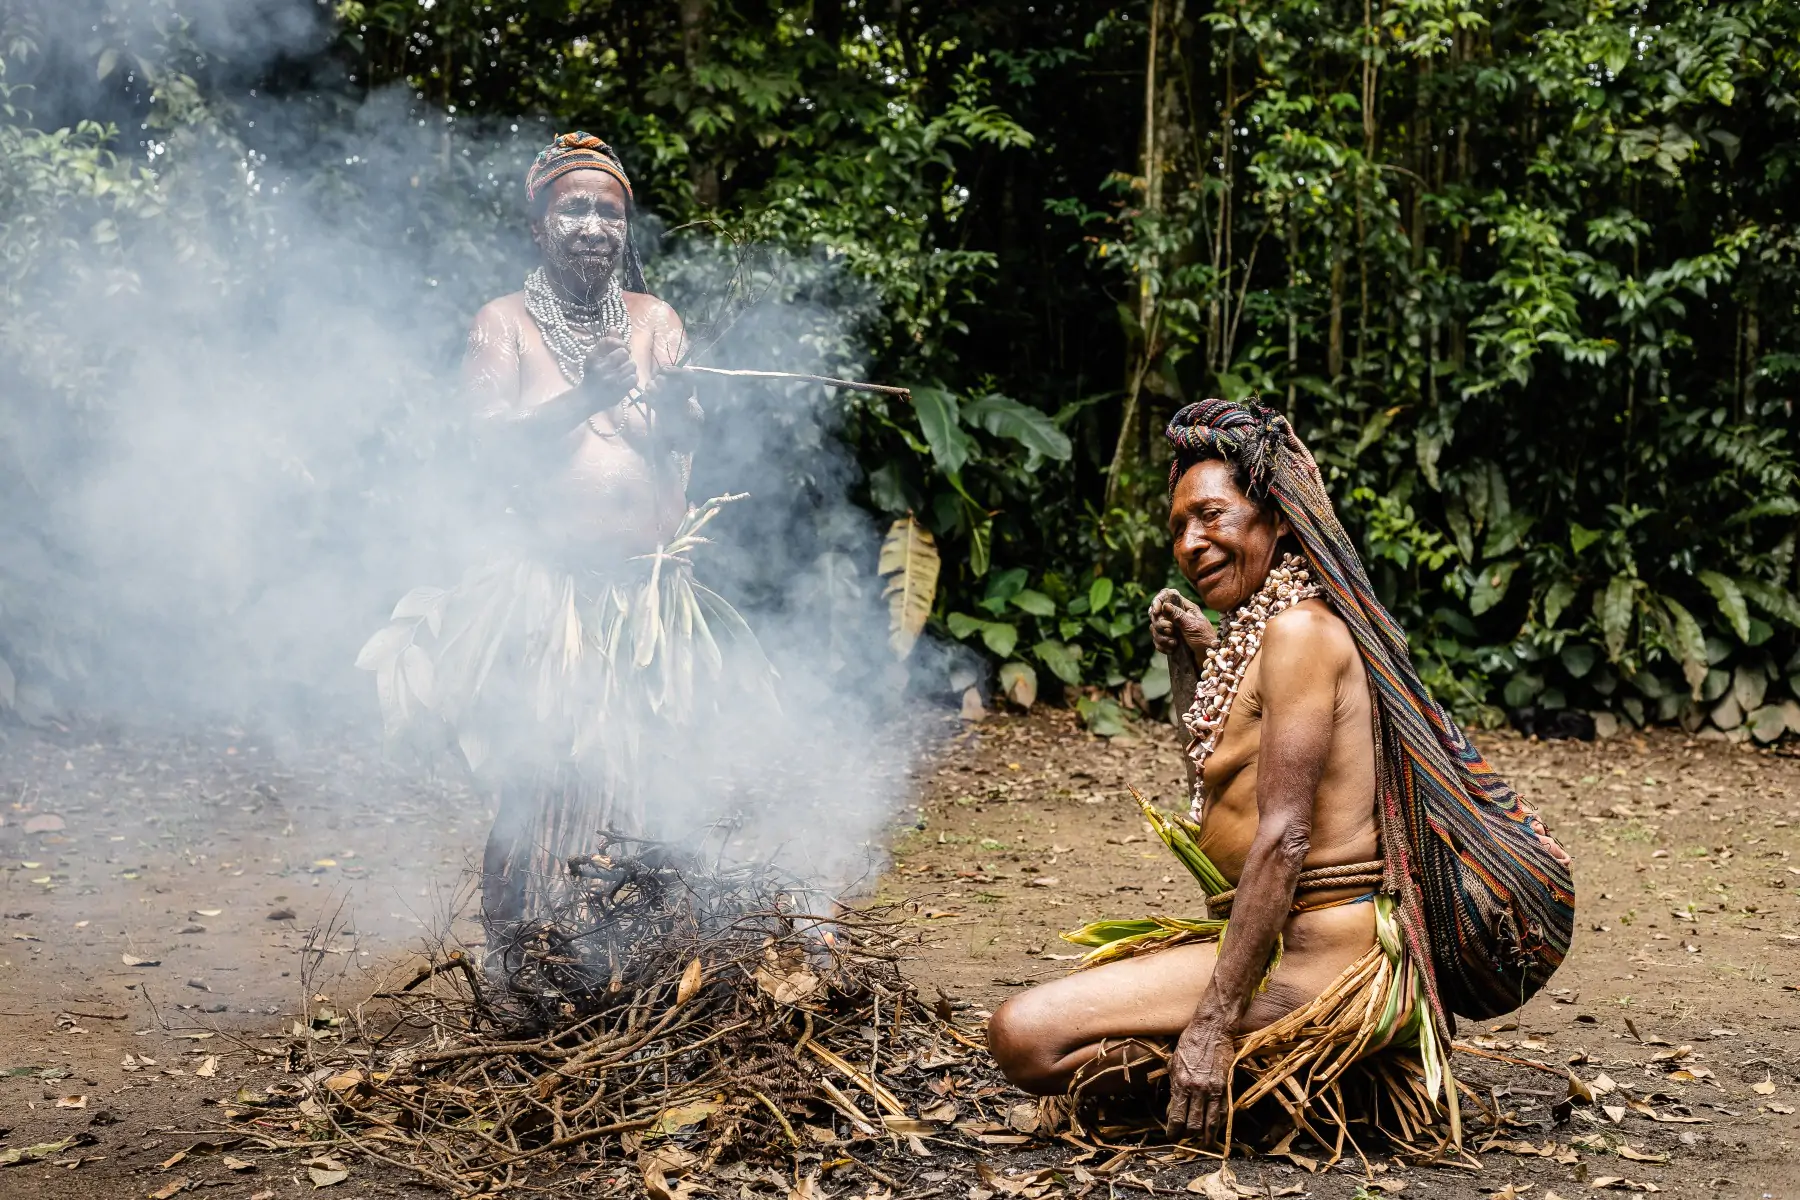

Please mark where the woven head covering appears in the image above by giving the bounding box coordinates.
[526,131,634,206]
[525,132,648,293]
[1165,398,1576,1032]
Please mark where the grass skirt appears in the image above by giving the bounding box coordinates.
[1061,798,1460,1160]
[355,497,772,916]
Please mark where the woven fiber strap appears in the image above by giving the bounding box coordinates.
[1204,859,1386,919]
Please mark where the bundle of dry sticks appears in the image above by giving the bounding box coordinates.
[219,837,1015,1196]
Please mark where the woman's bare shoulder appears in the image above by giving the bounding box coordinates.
[1262,598,1358,671]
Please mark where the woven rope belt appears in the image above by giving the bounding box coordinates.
[1204,859,1385,919]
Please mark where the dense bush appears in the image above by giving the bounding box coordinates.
[0,0,1796,740]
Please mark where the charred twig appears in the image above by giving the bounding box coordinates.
[203,835,1003,1195]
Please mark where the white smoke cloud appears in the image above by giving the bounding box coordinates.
[1,0,962,890]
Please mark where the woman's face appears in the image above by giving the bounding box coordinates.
[1168,459,1289,612]
[531,171,629,300]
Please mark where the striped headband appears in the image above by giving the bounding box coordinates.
[1164,398,1292,499]
[525,132,634,205]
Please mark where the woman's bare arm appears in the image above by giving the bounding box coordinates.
[1164,605,1346,1139]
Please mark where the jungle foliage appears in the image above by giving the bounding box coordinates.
[1,0,1797,738]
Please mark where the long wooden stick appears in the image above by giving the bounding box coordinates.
[676,365,911,399]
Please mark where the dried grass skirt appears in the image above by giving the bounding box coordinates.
[1062,800,1461,1160]
[356,497,773,920]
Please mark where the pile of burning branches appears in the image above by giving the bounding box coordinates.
[216,836,1019,1196]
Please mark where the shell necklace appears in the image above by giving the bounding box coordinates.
[524,266,631,386]
[1180,552,1322,820]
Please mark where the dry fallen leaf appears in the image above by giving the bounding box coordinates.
[651,1099,721,1134]
[1185,1165,1237,1200]
[147,1179,190,1200]
[1752,1077,1776,1096]
[158,1150,187,1170]
[120,953,160,967]
[1603,1104,1627,1123]
[308,1166,349,1187]
[1616,1146,1668,1164]
[881,1116,937,1137]
[55,1095,87,1110]
[193,909,222,917]
[221,1156,254,1172]
[193,1056,217,1079]
[676,958,703,1006]
[1765,1102,1795,1114]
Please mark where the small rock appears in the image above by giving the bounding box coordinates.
[266,908,296,921]
[186,978,209,991]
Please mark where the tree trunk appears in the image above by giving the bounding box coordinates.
[679,0,720,208]
[1328,248,1345,380]
[1104,0,1165,508]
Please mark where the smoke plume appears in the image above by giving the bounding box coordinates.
[0,0,948,889]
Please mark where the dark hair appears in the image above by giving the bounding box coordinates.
[1164,398,1293,504]
[1169,442,1262,505]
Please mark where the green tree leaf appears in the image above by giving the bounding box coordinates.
[1543,579,1577,628]
[961,392,1072,468]
[1088,576,1115,613]
[1656,596,1709,699]
[910,387,972,474]
[1696,570,1750,642]
[979,620,1017,658]
[1011,589,1056,617]
[1469,560,1519,616]
[1032,638,1083,685]
[1739,578,1800,628]
[1600,576,1637,661]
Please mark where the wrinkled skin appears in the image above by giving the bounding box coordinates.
[987,459,1378,1144]
[532,169,631,302]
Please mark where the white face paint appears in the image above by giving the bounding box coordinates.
[534,172,630,301]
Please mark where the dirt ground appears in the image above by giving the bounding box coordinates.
[3,710,1799,1198]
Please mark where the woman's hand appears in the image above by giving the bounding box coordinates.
[1165,1012,1236,1141]
[1149,588,1217,661]
[583,336,638,400]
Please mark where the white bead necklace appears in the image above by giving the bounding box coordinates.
[524,266,631,386]
[1180,553,1322,819]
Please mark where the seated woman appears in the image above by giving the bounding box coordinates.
[987,400,1575,1153]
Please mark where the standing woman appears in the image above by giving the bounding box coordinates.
[358,133,769,951]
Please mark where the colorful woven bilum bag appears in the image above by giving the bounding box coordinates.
[1371,697,1577,1021]
[1259,408,1576,1022]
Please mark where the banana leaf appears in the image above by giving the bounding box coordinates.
[1060,915,1227,967]
[1132,787,1231,895]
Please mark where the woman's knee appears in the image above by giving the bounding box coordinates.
[986,990,1066,1095]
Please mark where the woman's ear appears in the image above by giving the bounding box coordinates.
[528,218,544,251]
